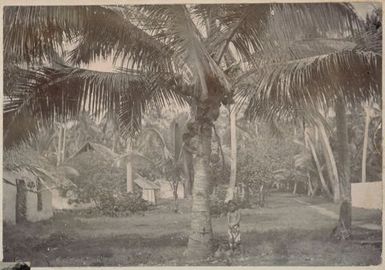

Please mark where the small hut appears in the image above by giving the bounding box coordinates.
[3,168,53,224]
[134,176,160,204]
[155,178,185,199]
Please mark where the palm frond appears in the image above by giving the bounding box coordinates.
[196,3,362,67]
[4,6,173,71]
[271,3,362,37]
[4,6,85,64]
[235,3,381,124]
[4,65,190,145]
[237,49,381,123]
[137,5,232,98]
[68,6,173,72]
[138,127,173,160]
[203,4,271,64]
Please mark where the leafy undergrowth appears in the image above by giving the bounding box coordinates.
[3,193,382,266]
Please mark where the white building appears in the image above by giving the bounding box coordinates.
[3,169,53,224]
[155,178,185,200]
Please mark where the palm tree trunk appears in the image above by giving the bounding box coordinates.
[361,105,371,183]
[305,131,333,199]
[292,181,298,195]
[244,184,250,203]
[56,125,63,166]
[184,167,193,199]
[307,173,313,196]
[173,181,179,213]
[186,121,213,260]
[226,107,237,202]
[333,98,352,239]
[61,125,66,162]
[112,131,118,153]
[126,138,134,193]
[318,124,340,202]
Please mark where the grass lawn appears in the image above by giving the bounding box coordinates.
[3,192,382,266]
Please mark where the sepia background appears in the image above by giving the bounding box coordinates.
[1,0,383,267]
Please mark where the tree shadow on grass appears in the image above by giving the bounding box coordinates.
[4,223,381,266]
[3,231,189,267]
[209,227,382,266]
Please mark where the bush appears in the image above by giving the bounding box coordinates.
[95,191,150,217]
[210,185,252,217]
[64,152,152,216]
[210,198,251,217]
[210,199,228,217]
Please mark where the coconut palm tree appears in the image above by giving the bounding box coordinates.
[236,6,381,239]
[4,4,374,258]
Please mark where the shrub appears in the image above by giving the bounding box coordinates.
[94,191,150,217]
[210,185,252,217]
[64,152,152,216]
[210,199,228,217]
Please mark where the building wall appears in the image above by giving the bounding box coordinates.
[3,182,17,224]
[156,180,185,199]
[25,189,53,222]
[3,169,54,224]
[142,189,156,204]
[352,181,382,210]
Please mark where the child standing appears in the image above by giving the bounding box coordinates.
[227,200,241,251]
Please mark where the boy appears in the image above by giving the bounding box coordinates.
[227,200,241,251]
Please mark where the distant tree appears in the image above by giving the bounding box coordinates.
[138,113,191,212]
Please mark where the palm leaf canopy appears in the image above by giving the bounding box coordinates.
[4,6,173,70]
[235,5,382,124]
[4,3,374,145]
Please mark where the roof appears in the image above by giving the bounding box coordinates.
[33,167,76,190]
[3,169,18,185]
[135,176,160,190]
[3,168,45,191]
[3,167,75,191]
[66,141,118,161]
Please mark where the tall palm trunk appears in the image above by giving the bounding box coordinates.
[183,153,194,198]
[56,124,63,166]
[305,130,333,199]
[126,138,134,193]
[186,121,213,260]
[292,181,298,194]
[172,121,182,211]
[112,131,119,153]
[361,104,372,183]
[61,125,66,162]
[306,172,314,196]
[318,124,340,202]
[226,107,237,202]
[334,97,352,239]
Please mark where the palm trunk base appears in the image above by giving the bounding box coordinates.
[185,108,217,261]
[332,200,352,240]
[292,182,298,195]
[184,179,193,199]
[334,98,352,240]
[186,211,213,261]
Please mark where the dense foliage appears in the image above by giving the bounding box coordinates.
[65,152,149,216]
[236,123,298,192]
[210,185,251,217]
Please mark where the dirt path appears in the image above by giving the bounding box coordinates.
[293,198,382,231]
